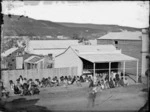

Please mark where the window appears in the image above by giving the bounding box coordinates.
[115,41,118,45]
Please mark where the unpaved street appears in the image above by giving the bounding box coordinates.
[1,83,148,112]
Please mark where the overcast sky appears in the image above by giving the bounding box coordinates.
[2,1,149,28]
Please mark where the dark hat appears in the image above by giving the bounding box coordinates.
[146,55,150,59]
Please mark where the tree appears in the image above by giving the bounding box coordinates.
[72,33,80,40]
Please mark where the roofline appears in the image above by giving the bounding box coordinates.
[29,39,79,42]
[55,46,81,58]
[97,38,141,41]
[55,46,71,58]
[79,53,138,63]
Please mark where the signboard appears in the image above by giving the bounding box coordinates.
[16,57,23,69]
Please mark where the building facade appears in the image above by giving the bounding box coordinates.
[97,30,149,76]
[54,47,83,76]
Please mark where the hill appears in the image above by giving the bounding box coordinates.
[2,14,141,40]
[59,22,141,32]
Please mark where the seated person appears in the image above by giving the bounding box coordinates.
[119,77,124,86]
[109,78,115,88]
[22,78,27,85]
[113,78,117,87]
[76,76,82,87]
[124,77,129,86]
[16,79,23,95]
[80,76,84,82]
[71,76,76,84]
[67,79,72,85]
[1,86,9,98]
[100,80,105,89]
[22,83,30,96]
[9,80,15,91]
[104,79,110,89]
[14,85,21,94]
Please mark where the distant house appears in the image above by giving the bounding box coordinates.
[25,40,79,56]
[55,45,138,81]
[24,54,54,70]
[1,46,51,70]
[1,47,19,58]
[97,31,143,76]
[24,56,45,69]
[1,47,25,70]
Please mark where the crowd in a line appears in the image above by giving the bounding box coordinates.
[7,75,89,96]
[91,71,129,90]
[1,71,129,98]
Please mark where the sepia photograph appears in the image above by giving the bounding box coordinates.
[0,0,149,112]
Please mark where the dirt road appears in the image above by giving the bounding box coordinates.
[1,83,148,112]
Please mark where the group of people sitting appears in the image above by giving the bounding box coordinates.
[8,75,90,96]
[94,71,129,90]
[9,75,40,96]
[1,71,129,98]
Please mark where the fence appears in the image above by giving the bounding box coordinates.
[1,67,77,90]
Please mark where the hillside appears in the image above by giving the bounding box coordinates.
[2,14,141,40]
[59,22,141,32]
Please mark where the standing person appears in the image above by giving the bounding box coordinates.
[87,84,97,108]
[89,78,94,89]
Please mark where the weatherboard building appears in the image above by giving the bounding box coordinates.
[97,30,149,77]
[54,45,139,82]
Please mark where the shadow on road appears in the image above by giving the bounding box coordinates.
[0,98,53,112]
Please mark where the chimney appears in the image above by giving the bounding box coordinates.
[24,37,30,53]
[48,54,53,60]
[141,29,149,77]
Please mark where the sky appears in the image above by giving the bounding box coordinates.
[2,1,149,28]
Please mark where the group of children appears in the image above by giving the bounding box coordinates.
[87,71,129,107]
[95,71,129,90]
[1,71,129,99]
[9,75,40,96]
[6,75,90,97]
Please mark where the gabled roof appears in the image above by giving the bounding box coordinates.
[28,40,79,49]
[24,56,44,64]
[97,31,142,40]
[26,40,79,56]
[1,47,18,57]
[56,45,120,57]
[31,49,65,56]
[71,45,119,55]
[56,45,138,63]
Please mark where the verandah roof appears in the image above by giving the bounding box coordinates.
[24,56,43,64]
[79,53,138,63]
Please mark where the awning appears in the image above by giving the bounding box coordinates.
[79,53,138,63]
[24,56,43,64]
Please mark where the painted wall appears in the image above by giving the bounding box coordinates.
[54,48,83,76]
[97,39,142,75]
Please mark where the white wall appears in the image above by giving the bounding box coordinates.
[54,48,83,76]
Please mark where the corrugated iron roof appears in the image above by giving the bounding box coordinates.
[71,45,117,54]
[1,47,18,57]
[32,49,65,56]
[26,40,79,55]
[28,40,79,49]
[79,53,137,63]
[98,31,142,40]
[24,56,43,63]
